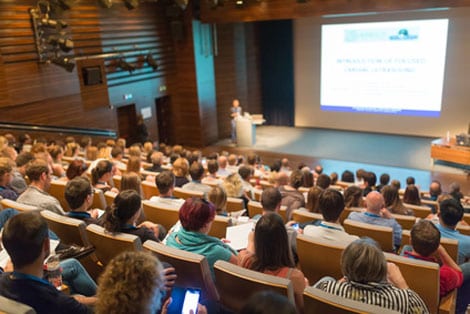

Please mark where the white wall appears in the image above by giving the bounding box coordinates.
[294,8,470,137]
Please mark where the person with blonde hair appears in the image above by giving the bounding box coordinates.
[172,157,189,187]
[48,145,66,178]
[95,251,169,314]
[126,156,142,177]
[208,186,228,216]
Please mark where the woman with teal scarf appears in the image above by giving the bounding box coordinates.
[166,198,238,276]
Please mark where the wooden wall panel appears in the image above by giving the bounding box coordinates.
[200,0,470,23]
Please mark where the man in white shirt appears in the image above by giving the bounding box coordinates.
[303,189,358,244]
[182,162,211,198]
[149,170,184,209]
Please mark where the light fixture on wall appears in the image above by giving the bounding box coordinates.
[124,0,139,10]
[146,52,158,71]
[98,0,113,8]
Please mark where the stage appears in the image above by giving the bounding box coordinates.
[208,126,469,194]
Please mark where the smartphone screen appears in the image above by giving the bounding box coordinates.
[292,223,299,230]
[181,289,200,314]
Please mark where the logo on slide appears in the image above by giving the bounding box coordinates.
[389,28,418,40]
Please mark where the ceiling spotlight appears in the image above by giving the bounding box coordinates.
[98,0,113,8]
[117,58,135,73]
[124,0,139,10]
[52,55,75,72]
[235,0,244,6]
[146,53,158,71]
[47,35,74,52]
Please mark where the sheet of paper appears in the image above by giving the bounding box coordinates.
[225,221,254,251]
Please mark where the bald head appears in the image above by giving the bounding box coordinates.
[276,172,289,187]
[366,191,385,214]
[218,156,227,169]
[429,180,442,197]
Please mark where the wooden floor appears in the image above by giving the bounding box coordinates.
[202,126,469,195]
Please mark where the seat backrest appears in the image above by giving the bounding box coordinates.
[385,253,439,313]
[457,224,470,236]
[85,224,142,266]
[391,214,416,230]
[226,197,245,212]
[112,175,122,190]
[49,180,69,211]
[462,213,470,225]
[208,215,231,239]
[213,260,294,312]
[403,203,431,218]
[142,200,180,231]
[420,199,438,212]
[343,219,394,252]
[296,234,347,284]
[91,189,106,210]
[292,210,323,223]
[40,210,90,246]
[303,286,400,314]
[0,295,36,314]
[141,181,159,200]
[401,230,459,263]
[0,199,38,212]
[173,187,203,200]
[143,240,219,301]
[253,188,262,201]
[247,201,263,218]
[339,207,363,225]
[104,190,117,207]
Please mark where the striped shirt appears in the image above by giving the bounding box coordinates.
[316,280,429,314]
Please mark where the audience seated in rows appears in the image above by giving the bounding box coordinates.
[404,184,422,205]
[91,160,118,194]
[149,170,185,208]
[382,185,413,216]
[172,157,189,187]
[279,170,305,220]
[182,162,212,197]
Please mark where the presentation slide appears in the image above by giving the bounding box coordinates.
[320,19,449,117]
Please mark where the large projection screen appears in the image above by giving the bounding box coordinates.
[294,8,470,137]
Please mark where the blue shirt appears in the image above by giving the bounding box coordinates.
[348,211,402,247]
[436,224,470,264]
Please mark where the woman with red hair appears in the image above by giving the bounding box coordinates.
[166,197,238,276]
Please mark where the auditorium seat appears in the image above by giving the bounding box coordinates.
[104,190,117,207]
[339,207,363,225]
[0,199,38,212]
[391,213,417,230]
[303,287,400,314]
[385,253,456,314]
[173,187,204,200]
[141,181,159,199]
[292,209,323,224]
[403,203,431,218]
[247,201,263,218]
[48,180,69,211]
[112,175,121,190]
[143,240,219,301]
[343,219,394,252]
[208,215,231,239]
[91,189,107,210]
[0,295,36,314]
[226,197,245,213]
[213,260,294,312]
[141,200,180,231]
[296,234,346,284]
[85,224,142,267]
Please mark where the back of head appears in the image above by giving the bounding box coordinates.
[111,147,123,159]
[91,159,113,185]
[261,187,282,212]
[365,191,384,213]
[104,190,142,233]
[406,176,415,185]
[96,251,164,314]
[16,152,35,168]
[302,170,314,188]
[343,185,363,208]
[316,174,331,189]
[155,170,175,195]
[306,186,323,213]
[2,212,49,268]
[381,185,399,207]
[0,159,12,179]
[172,157,189,176]
[228,154,237,166]
[319,189,344,222]
[390,179,401,190]
[341,170,355,183]
[403,184,421,205]
[289,170,303,189]
[222,173,243,197]
[26,159,49,182]
[439,198,464,227]
[65,176,92,210]
[314,165,323,175]
[429,180,442,197]
[240,291,296,314]
[379,173,390,185]
[66,159,88,180]
[207,159,219,174]
[363,171,377,187]
[238,165,253,181]
[246,152,258,166]
[252,213,293,272]
[218,156,227,168]
[341,238,387,284]
[150,151,163,165]
[121,172,142,195]
[189,162,204,181]
[179,197,216,231]
[126,156,141,173]
[208,186,227,213]
[410,220,440,257]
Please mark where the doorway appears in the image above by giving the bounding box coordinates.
[116,104,137,146]
[155,96,173,145]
